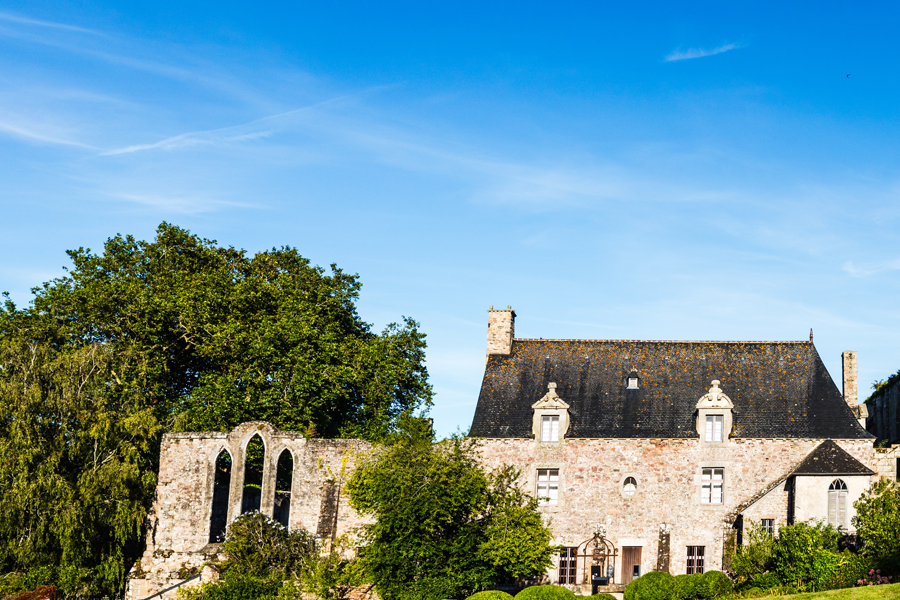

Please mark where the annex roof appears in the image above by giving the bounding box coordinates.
[791,439,875,475]
[469,338,872,440]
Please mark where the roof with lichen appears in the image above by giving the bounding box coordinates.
[469,339,873,439]
[791,439,875,474]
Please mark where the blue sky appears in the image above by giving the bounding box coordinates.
[2,2,899,436]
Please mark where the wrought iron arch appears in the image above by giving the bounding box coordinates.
[575,532,618,586]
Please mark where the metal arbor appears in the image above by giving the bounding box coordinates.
[575,532,618,585]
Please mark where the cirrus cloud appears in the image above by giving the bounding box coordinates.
[665,43,741,62]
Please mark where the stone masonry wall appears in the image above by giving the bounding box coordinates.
[126,423,372,600]
[475,437,875,587]
[868,380,900,445]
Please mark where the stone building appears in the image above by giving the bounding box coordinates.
[127,307,894,599]
[470,307,882,594]
[126,422,371,600]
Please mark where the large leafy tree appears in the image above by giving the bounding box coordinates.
[345,419,555,600]
[0,223,432,596]
[854,479,900,573]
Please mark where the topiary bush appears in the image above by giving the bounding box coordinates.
[623,571,675,600]
[702,571,733,598]
[515,584,576,599]
[590,594,618,600]
[672,573,706,599]
[467,592,516,600]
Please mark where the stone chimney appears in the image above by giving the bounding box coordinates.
[842,350,858,409]
[486,306,516,359]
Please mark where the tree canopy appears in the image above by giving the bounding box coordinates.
[0,223,432,597]
[345,419,555,600]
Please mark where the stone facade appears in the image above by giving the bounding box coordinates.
[475,435,877,592]
[867,377,900,445]
[126,422,371,600]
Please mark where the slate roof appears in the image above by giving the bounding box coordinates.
[469,339,873,439]
[791,439,875,475]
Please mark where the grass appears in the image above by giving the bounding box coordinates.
[763,583,900,600]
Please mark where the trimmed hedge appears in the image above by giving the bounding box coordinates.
[590,594,618,600]
[515,585,577,599]
[703,571,732,598]
[673,573,706,599]
[624,571,675,600]
[466,592,515,600]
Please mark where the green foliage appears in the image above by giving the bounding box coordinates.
[345,422,556,600]
[590,594,618,600]
[773,521,841,591]
[220,512,316,577]
[466,592,515,600]
[0,223,432,596]
[514,585,576,599]
[294,536,367,600]
[0,340,160,597]
[673,573,707,599]
[703,571,733,597]
[728,523,776,587]
[177,569,283,600]
[624,571,675,600]
[853,479,900,574]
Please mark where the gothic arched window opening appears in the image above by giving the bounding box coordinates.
[273,449,294,528]
[241,435,266,514]
[209,450,232,543]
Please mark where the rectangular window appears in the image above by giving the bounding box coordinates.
[701,468,724,504]
[541,415,560,442]
[558,547,576,585]
[705,415,723,442]
[761,519,775,536]
[536,468,559,506]
[896,457,899,481]
[686,546,705,574]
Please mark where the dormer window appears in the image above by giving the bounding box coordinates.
[705,415,723,442]
[541,415,560,442]
[626,370,640,389]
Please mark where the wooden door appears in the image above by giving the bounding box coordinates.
[621,546,642,584]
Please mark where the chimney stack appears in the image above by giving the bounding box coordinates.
[486,305,516,360]
[842,350,858,409]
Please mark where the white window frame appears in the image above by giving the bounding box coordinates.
[828,479,848,529]
[541,415,560,442]
[701,468,724,504]
[536,468,559,506]
[627,377,639,389]
[705,415,723,442]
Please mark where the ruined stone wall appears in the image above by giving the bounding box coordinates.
[868,381,900,445]
[126,423,372,600]
[475,437,875,584]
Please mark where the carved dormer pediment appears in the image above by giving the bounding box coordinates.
[696,380,734,410]
[532,382,570,443]
[696,379,734,444]
[532,382,570,410]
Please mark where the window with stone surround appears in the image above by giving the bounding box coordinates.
[701,468,724,504]
[761,519,775,536]
[705,415,723,442]
[558,547,577,584]
[623,476,637,499]
[537,468,559,506]
[541,415,560,442]
[686,546,705,574]
[209,449,232,543]
[828,479,848,528]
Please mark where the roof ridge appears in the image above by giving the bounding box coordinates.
[514,338,811,344]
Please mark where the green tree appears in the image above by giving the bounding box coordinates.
[853,479,900,573]
[0,223,432,597]
[0,338,160,597]
[345,420,555,600]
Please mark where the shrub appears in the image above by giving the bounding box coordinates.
[672,573,706,599]
[747,572,778,591]
[623,571,675,600]
[178,569,283,600]
[467,592,515,600]
[221,512,316,577]
[590,594,618,600]
[515,584,576,599]
[702,571,732,597]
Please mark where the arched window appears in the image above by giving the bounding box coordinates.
[241,435,266,514]
[623,477,637,499]
[209,450,232,543]
[828,479,848,529]
[273,449,294,528]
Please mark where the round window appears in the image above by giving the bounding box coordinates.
[623,476,637,499]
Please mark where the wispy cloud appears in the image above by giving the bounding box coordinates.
[0,11,103,35]
[109,193,261,214]
[842,259,900,278]
[0,120,97,149]
[665,43,740,62]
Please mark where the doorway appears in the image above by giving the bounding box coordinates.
[621,546,642,585]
